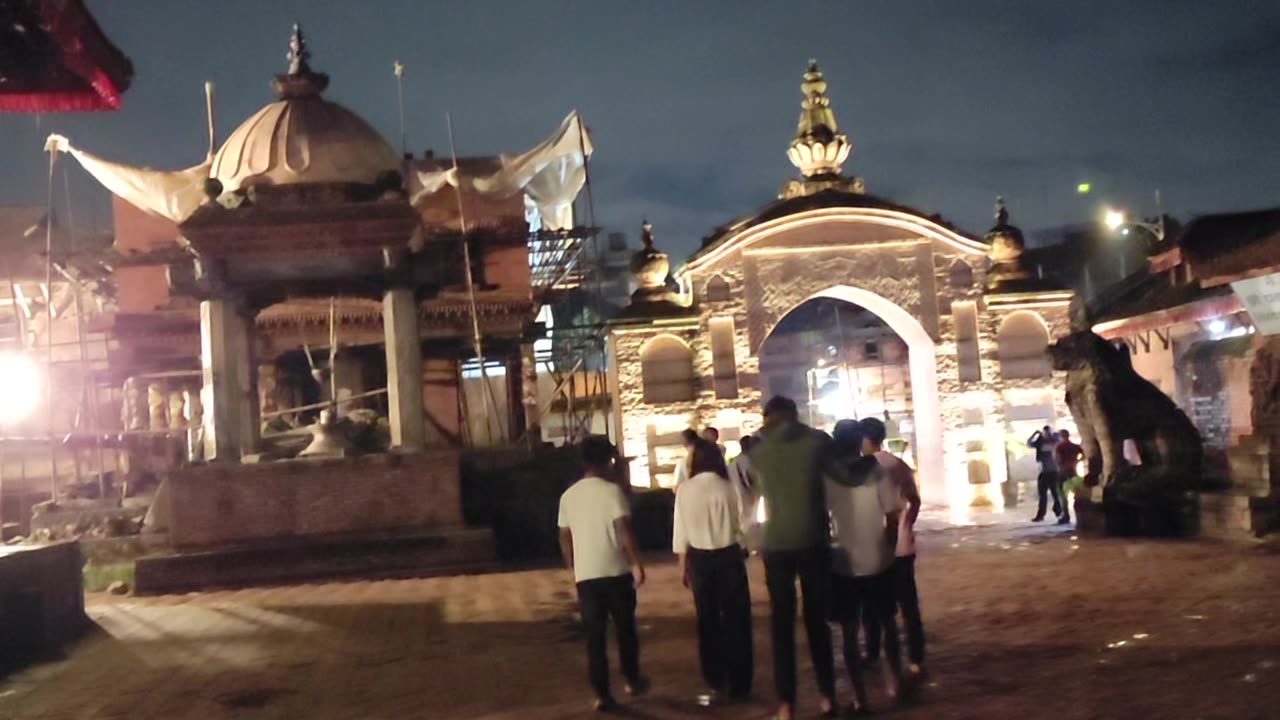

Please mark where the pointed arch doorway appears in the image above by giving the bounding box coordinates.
[758,285,946,508]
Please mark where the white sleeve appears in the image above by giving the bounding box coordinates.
[557,494,570,529]
[729,473,745,542]
[674,455,688,486]
[672,487,688,553]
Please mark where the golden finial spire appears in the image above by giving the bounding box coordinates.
[274,22,329,98]
[787,59,851,178]
[287,23,310,75]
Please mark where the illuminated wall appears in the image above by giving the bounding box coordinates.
[610,206,1072,516]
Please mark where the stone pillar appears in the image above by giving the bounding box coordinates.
[383,287,426,451]
[200,297,259,462]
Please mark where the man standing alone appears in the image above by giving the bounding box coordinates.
[1028,426,1062,522]
[751,396,837,719]
[559,435,649,712]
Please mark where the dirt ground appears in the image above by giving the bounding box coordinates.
[3,517,1279,720]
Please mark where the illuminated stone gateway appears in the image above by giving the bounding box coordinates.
[608,62,1075,517]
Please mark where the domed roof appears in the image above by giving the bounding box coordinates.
[211,98,400,192]
[209,25,399,193]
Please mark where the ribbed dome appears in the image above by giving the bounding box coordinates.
[211,96,399,192]
[209,24,399,193]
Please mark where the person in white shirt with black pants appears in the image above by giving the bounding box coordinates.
[559,436,649,712]
[673,438,754,703]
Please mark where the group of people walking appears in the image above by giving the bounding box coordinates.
[556,395,926,718]
[1027,426,1084,525]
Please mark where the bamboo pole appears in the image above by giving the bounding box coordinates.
[446,113,502,444]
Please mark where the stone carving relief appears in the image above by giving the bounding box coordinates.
[744,250,931,352]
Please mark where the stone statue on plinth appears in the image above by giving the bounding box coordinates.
[1046,330,1203,490]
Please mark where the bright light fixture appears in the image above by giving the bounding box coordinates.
[1104,209,1125,230]
[0,352,41,424]
[1207,319,1227,335]
[1077,182,1092,194]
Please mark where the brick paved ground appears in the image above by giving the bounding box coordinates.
[3,518,1280,720]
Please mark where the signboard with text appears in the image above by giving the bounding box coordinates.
[1232,271,1280,335]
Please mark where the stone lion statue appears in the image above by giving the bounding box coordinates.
[1047,330,1203,487]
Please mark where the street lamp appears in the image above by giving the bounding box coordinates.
[1103,208,1165,244]
[0,352,41,425]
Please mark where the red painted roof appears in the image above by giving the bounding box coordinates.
[0,0,133,111]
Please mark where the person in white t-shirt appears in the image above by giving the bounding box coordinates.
[672,428,699,487]
[673,438,754,702]
[826,420,904,711]
[727,435,758,542]
[559,435,649,712]
[860,417,926,680]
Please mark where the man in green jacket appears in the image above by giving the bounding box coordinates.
[750,395,837,719]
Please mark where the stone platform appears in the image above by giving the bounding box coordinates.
[134,449,494,593]
[1197,492,1277,539]
[160,450,463,548]
[133,526,495,595]
[0,541,88,675]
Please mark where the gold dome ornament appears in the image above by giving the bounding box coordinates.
[629,220,677,304]
[787,60,851,178]
[780,60,865,199]
[984,196,1034,289]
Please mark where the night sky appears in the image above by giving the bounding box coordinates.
[2,1,1278,260]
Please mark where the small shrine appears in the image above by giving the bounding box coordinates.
[28,25,604,588]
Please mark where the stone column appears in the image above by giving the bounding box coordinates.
[200,297,259,462]
[383,287,426,451]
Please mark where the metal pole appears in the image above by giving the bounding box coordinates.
[205,81,217,159]
[328,297,338,415]
[394,61,407,156]
[44,147,58,503]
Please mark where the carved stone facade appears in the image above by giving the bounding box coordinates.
[607,63,1073,510]
[610,205,1073,509]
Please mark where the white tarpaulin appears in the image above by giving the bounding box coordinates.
[1232,271,1280,335]
[45,134,209,223]
[49,109,592,229]
[414,111,592,231]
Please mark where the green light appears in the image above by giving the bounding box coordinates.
[1077,182,1092,194]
